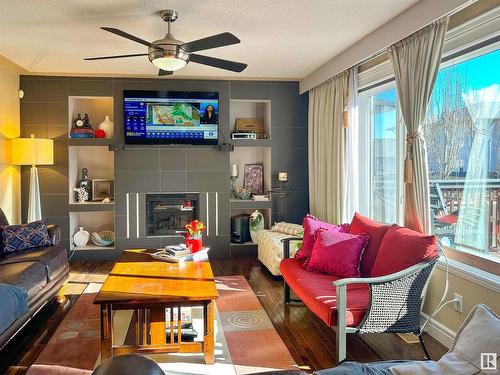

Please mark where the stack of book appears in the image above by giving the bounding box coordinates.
[164,245,191,259]
[150,245,209,263]
[70,128,95,138]
[252,194,270,201]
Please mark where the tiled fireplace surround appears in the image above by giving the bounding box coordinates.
[20,76,308,260]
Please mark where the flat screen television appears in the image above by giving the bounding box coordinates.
[123,90,219,145]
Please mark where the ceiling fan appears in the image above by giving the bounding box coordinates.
[84,9,247,76]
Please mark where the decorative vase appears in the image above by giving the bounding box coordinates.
[249,210,264,243]
[73,227,90,248]
[76,168,92,201]
[186,237,203,253]
[98,115,114,139]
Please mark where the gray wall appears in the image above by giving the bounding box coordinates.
[19,76,308,259]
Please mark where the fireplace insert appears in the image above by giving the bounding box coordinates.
[146,193,199,236]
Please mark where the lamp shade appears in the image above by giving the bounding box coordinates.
[12,135,54,166]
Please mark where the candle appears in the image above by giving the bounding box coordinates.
[230,163,239,178]
[278,172,288,182]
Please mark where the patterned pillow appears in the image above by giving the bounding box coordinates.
[271,222,304,237]
[1,220,52,254]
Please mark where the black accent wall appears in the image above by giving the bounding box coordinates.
[20,76,308,259]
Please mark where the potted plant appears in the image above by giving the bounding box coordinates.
[184,220,206,253]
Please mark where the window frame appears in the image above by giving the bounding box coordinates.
[358,81,405,225]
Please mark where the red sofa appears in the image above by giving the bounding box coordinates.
[279,213,439,364]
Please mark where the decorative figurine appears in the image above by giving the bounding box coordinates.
[76,167,92,201]
[83,113,92,129]
[73,187,88,203]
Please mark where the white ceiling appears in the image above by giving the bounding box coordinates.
[0,0,419,79]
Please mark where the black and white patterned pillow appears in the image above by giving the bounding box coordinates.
[1,220,52,254]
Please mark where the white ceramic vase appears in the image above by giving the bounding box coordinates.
[249,210,265,244]
[98,115,114,139]
[73,227,90,247]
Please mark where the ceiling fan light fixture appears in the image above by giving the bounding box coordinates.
[152,56,187,71]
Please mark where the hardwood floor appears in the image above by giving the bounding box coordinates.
[1,257,447,374]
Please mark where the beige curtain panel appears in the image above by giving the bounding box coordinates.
[388,17,449,234]
[308,71,349,223]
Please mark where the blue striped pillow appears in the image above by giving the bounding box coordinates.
[1,220,52,254]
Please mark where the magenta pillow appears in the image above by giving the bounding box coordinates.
[305,228,370,278]
[294,214,350,263]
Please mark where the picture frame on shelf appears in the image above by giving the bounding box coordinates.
[92,179,114,201]
[243,163,264,194]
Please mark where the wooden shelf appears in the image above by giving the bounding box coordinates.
[231,139,272,147]
[69,138,113,146]
[230,241,257,247]
[71,244,115,251]
[69,202,114,212]
[230,199,272,210]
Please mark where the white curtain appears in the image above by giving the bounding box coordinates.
[342,67,359,223]
[455,84,500,253]
[308,71,349,223]
[388,17,449,234]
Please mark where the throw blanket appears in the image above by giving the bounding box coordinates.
[0,283,28,334]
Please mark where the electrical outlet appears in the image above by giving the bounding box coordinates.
[453,293,463,313]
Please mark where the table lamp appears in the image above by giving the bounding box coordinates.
[12,134,54,222]
[277,171,288,188]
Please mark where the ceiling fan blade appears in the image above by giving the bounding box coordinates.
[158,69,173,76]
[189,54,247,73]
[180,32,240,53]
[101,27,154,47]
[84,53,148,61]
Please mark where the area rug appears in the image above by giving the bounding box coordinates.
[32,276,297,375]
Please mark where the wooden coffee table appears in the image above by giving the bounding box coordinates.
[93,249,218,364]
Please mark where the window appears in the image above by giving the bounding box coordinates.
[358,85,404,224]
[424,47,499,264]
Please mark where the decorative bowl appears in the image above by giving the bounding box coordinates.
[91,230,115,247]
[234,187,252,200]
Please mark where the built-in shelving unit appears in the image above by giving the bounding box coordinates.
[229,99,271,145]
[68,96,115,253]
[229,99,273,254]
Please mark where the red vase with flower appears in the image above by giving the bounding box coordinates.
[184,220,206,253]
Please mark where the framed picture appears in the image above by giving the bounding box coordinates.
[92,179,114,201]
[244,163,264,194]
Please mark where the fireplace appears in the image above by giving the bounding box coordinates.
[146,193,199,237]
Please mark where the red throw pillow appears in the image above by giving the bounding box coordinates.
[349,213,390,276]
[295,214,350,263]
[305,229,370,278]
[370,224,438,277]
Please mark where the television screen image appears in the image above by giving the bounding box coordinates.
[123,91,219,145]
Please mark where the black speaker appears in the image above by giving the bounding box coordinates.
[231,214,251,243]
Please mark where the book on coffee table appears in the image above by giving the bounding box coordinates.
[151,247,209,263]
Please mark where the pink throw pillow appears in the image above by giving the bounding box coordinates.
[305,228,370,278]
[294,214,350,263]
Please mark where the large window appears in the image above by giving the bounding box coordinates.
[359,85,403,224]
[358,45,499,267]
[424,48,499,263]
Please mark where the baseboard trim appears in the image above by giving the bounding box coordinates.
[420,312,456,348]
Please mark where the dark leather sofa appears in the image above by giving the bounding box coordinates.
[0,208,69,350]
